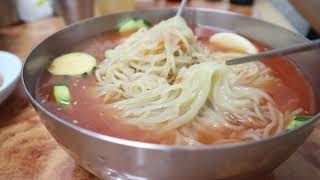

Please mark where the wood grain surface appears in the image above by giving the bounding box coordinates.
[0,0,318,179]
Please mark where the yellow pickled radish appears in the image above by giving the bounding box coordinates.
[48,52,96,76]
[209,32,258,54]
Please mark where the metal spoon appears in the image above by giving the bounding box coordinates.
[226,39,320,65]
[176,0,188,16]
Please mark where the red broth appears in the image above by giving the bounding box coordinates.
[35,26,316,145]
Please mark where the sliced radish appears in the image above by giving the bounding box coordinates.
[209,32,258,54]
[48,52,96,76]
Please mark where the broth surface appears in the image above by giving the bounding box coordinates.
[35,26,315,144]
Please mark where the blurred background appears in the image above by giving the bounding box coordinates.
[0,0,319,39]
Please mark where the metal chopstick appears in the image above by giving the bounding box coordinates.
[226,39,320,65]
[176,0,188,17]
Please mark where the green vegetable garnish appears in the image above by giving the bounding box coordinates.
[117,18,150,33]
[293,116,312,122]
[287,116,312,130]
[54,84,71,105]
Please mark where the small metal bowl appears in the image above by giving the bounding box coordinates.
[22,8,320,180]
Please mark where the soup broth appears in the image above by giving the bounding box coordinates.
[35,24,315,145]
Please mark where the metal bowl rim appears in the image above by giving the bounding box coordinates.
[22,7,318,152]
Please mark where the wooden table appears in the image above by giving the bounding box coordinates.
[0,0,319,179]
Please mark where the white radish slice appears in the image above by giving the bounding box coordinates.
[209,32,258,54]
[48,52,96,76]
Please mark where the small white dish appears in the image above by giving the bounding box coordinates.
[0,51,22,104]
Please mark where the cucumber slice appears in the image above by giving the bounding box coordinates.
[117,18,150,33]
[54,84,71,105]
[287,116,312,130]
[294,116,312,121]
[48,52,96,76]
[287,120,305,130]
[135,19,150,27]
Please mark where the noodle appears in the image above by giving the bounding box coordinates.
[96,16,299,145]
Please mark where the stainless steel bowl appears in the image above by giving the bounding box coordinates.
[22,8,320,180]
